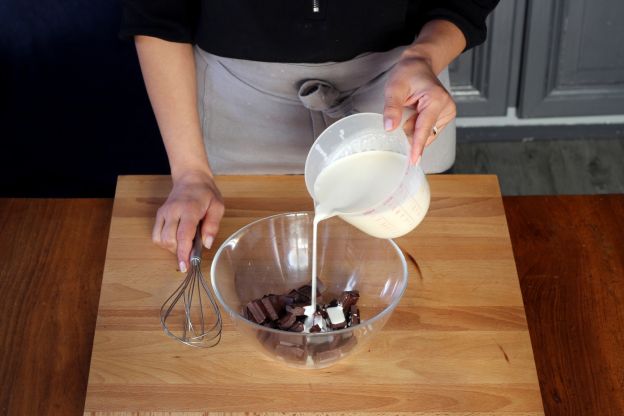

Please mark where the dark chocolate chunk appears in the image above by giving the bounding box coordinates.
[289,289,308,303]
[297,283,324,300]
[277,294,295,308]
[242,306,251,320]
[329,321,346,330]
[243,283,361,334]
[296,285,312,301]
[261,297,279,321]
[339,290,360,311]
[267,294,293,315]
[246,300,266,323]
[256,327,272,346]
[337,333,357,353]
[313,347,341,364]
[289,320,304,332]
[275,343,306,362]
[349,305,360,325]
[277,312,296,330]
[285,304,306,316]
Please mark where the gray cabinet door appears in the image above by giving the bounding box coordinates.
[518,0,624,117]
[449,0,522,116]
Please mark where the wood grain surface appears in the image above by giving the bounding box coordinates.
[504,195,624,416]
[82,175,543,415]
[0,198,113,415]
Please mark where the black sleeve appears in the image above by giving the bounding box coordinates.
[419,0,500,50]
[119,0,200,43]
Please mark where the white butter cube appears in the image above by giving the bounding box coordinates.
[326,306,346,326]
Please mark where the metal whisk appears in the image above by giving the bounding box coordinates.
[160,227,222,348]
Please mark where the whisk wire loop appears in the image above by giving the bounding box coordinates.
[160,228,222,348]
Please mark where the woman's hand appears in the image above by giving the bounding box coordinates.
[383,55,457,164]
[152,169,224,273]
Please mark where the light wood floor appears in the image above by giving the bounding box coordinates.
[452,138,624,195]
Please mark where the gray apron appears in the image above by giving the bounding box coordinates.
[195,46,455,174]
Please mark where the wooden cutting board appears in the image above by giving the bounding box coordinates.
[84,175,544,415]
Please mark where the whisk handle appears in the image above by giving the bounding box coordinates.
[190,226,203,263]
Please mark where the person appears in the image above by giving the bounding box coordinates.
[120,0,499,272]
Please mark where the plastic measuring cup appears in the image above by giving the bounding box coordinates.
[305,112,431,239]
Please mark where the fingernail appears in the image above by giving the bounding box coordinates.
[204,235,214,250]
[384,119,393,131]
[179,261,187,273]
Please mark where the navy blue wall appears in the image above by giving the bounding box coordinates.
[0,0,168,197]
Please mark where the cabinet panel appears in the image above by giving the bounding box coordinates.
[518,0,624,117]
[449,0,520,116]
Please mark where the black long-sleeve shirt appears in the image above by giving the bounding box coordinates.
[120,0,499,63]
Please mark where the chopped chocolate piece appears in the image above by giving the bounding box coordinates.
[242,306,251,320]
[242,283,361,334]
[349,305,360,325]
[289,321,304,332]
[288,289,308,303]
[327,333,342,350]
[277,312,296,330]
[261,297,279,321]
[313,347,341,364]
[337,333,357,353]
[277,294,295,307]
[285,304,306,316]
[326,305,347,330]
[297,283,325,299]
[246,300,266,324]
[339,290,360,311]
[267,294,293,314]
[330,321,347,331]
[275,344,306,362]
[256,328,272,345]
[296,285,312,301]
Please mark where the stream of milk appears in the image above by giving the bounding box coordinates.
[309,150,408,313]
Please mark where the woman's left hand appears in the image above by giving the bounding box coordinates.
[382,55,457,164]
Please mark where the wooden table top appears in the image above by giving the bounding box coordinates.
[0,177,622,415]
[83,175,542,415]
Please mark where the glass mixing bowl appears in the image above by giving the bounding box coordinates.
[210,212,408,369]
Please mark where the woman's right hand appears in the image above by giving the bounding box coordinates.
[152,169,225,273]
